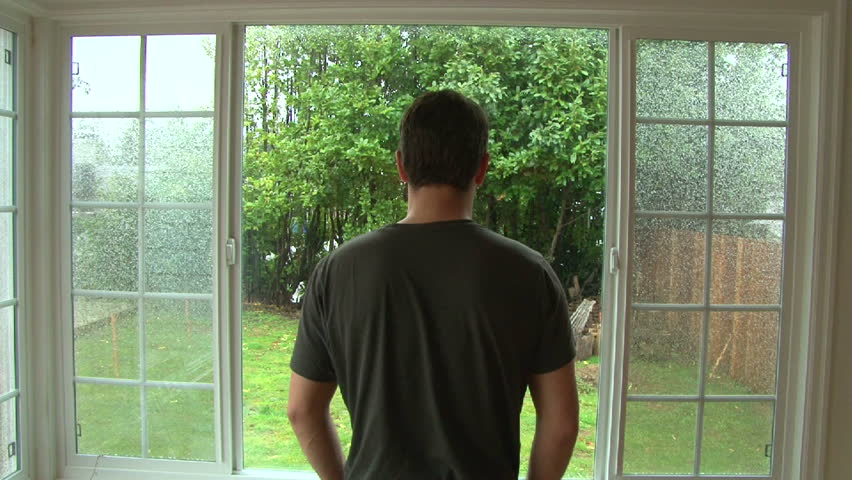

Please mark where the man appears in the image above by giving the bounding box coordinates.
[288,90,579,480]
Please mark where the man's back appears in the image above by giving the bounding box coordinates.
[291,219,575,479]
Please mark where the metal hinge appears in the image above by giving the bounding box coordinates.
[225,238,236,266]
[6,441,14,458]
[609,247,620,274]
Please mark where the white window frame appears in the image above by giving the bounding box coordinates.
[0,10,28,480]
[57,23,233,476]
[11,4,840,480]
[603,16,842,480]
[612,27,798,480]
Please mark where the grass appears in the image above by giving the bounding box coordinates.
[241,307,599,477]
[72,303,773,477]
[72,299,216,460]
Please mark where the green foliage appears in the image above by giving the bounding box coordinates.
[242,26,609,304]
[71,117,215,294]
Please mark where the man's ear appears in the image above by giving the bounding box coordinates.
[395,151,409,184]
[474,153,490,187]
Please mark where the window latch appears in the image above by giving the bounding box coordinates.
[76,423,82,438]
[6,441,14,458]
[225,238,237,266]
[3,49,10,66]
[765,443,773,458]
[609,247,619,274]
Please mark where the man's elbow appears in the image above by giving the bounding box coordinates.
[552,417,579,445]
[540,412,580,447]
[287,400,319,427]
[563,420,580,446]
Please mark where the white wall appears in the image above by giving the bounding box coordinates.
[8,1,851,479]
[824,5,852,480]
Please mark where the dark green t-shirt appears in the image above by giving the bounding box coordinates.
[291,219,575,479]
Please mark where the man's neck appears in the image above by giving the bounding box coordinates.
[398,184,476,224]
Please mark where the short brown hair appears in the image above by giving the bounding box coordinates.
[398,90,489,190]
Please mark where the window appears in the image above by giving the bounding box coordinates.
[48,9,839,480]
[69,34,218,462]
[619,38,789,476]
[0,24,19,480]
[239,24,607,478]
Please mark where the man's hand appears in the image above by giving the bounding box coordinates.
[527,361,580,480]
[287,372,345,480]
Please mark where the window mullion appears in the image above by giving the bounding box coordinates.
[228,25,246,472]
[692,40,717,477]
[137,34,149,460]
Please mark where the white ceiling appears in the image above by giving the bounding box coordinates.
[10,0,839,21]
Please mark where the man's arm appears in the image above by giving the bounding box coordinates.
[527,361,580,480]
[287,372,344,480]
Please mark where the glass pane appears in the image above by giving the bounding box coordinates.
[146,35,216,112]
[635,124,707,212]
[711,220,783,304]
[0,213,12,301]
[72,118,140,202]
[716,42,788,121]
[0,29,15,112]
[147,388,215,461]
[714,126,786,215]
[73,297,139,379]
[75,383,141,457]
[145,117,214,203]
[0,399,17,477]
[72,207,138,291]
[0,307,14,396]
[144,209,213,293]
[0,117,12,206]
[623,401,696,474]
[145,299,213,383]
[707,312,778,395]
[633,217,706,304]
[628,310,701,395]
[72,36,140,112]
[636,40,708,119]
[701,401,774,474]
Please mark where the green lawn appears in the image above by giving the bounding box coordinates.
[73,299,216,461]
[242,307,598,477]
[72,303,773,477]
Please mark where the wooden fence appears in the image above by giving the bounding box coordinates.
[633,227,782,394]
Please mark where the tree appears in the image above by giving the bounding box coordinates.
[242,25,610,305]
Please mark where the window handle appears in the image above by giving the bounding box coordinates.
[225,238,236,266]
[609,247,620,274]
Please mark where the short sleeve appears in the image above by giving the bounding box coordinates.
[290,261,337,382]
[531,260,576,374]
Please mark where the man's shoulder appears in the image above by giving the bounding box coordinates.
[322,226,393,260]
[320,221,549,272]
[475,225,545,260]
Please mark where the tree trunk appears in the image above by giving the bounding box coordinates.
[548,185,572,263]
